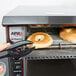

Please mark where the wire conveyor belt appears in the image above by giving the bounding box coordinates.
[47,35,76,49]
[25,30,76,60]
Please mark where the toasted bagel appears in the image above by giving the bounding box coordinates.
[60,28,76,43]
[27,32,53,49]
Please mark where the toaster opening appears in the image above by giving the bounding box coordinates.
[26,24,76,50]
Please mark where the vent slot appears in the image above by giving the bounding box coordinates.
[25,56,76,60]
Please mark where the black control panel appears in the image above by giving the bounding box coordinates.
[10,59,23,76]
[7,26,26,76]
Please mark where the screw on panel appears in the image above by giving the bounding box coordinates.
[63,56,66,58]
[67,56,69,58]
[46,56,48,59]
[60,56,62,59]
[31,57,33,60]
[56,56,59,59]
[50,56,52,59]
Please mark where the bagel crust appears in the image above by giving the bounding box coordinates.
[60,28,76,43]
[27,32,53,49]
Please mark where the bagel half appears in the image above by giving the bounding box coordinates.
[60,28,76,43]
[27,32,53,49]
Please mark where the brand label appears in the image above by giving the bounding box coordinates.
[9,27,26,42]
[11,32,23,37]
